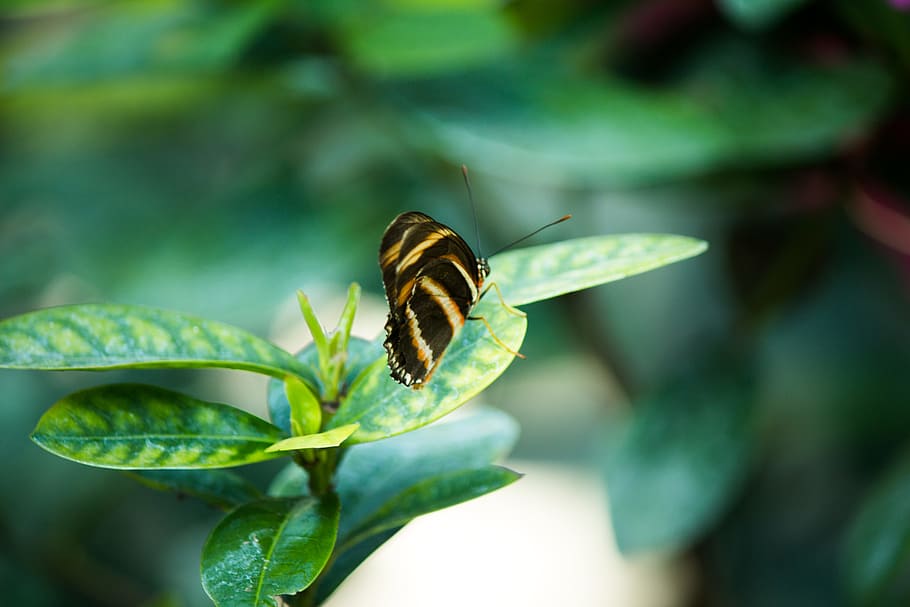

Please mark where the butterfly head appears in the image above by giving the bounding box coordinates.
[477,257,490,284]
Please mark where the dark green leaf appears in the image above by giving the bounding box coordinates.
[837,0,910,71]
[342,466,520,548]
[201,495,340,607]
[126,469,262,510]
[405,58,892,186]
[604,369,754,553]
[267,407,519,600]
[329,298,526,443]
[0,304,310,380]
[313,527,402,605]
[31,384,286,469]
[490,235,708,307]
[845,447,910,606]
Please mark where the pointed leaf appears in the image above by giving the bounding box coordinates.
[265,424,359,453]
[329,297,526,443]
[490,235,708,307]
[31,384,286,469]
[274,409,520,601]
[0,304,311,380]
[335,407,519,538]
[844,447,910,606]
[329,282,360,357]
[201,495,340,607]
[313,527,403,605]
[343,466,520,548]
[126,469,262,510]
[297,291,330,377]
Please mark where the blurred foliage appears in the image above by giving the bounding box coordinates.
[1,0,909,606]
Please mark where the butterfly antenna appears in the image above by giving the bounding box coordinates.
[490,214,573,257]
[462,164,484,256]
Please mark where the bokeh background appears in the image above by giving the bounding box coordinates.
[2,1,909,606]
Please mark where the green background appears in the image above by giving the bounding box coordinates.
[1,0,909,605]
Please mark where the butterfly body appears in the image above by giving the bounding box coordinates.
[379,211,488,389]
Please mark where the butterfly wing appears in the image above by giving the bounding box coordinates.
[379,212,483,388]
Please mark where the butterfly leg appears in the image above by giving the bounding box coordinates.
[466,313,527,359]
[479,281,526,317]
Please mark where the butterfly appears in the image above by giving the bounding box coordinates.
[379,206,571,389]
[379,211,491,389]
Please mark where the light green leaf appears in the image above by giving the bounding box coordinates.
[604,368,754,553]
[31,384,286,469]
[126,469,262,510]
[265,424,359,453]
[201,495,340,607]
[0,304,311,381]
[844,447,910,606]
[342,466,520,548]
[284,376,321,437]
[297,291,330,377]
[489,234,708,307]
[339,7,516,77]
[328,296,526,443]
[267,338,380,434]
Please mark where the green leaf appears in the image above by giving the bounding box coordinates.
[125,469,262,510]
[405,57,892,186]
[201,495,340,607]
[329,282,360,359]
[604,368,754,553]
[5,2,282,89]
[328,297,526,443]
[0,304,311,380]
[31,384,286,469]
[311,409,519,602]
[267,338,380,434]
[339,7,517,77]
[268,346,322,434]
[489,234,708,307]
[342,465,520,548]
[297,291,330,378]
[718,0,807,29]
[844,447,910,606]
[837,0,910,71]
[265,424,359,453]
[313,527,402,606]
[284,376,321,437]
[333,407,520,538]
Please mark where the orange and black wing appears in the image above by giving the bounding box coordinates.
[378,211,483,389]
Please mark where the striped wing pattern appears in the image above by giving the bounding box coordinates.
[379,212,487,389]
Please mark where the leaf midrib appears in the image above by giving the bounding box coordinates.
[35,433,281,443]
